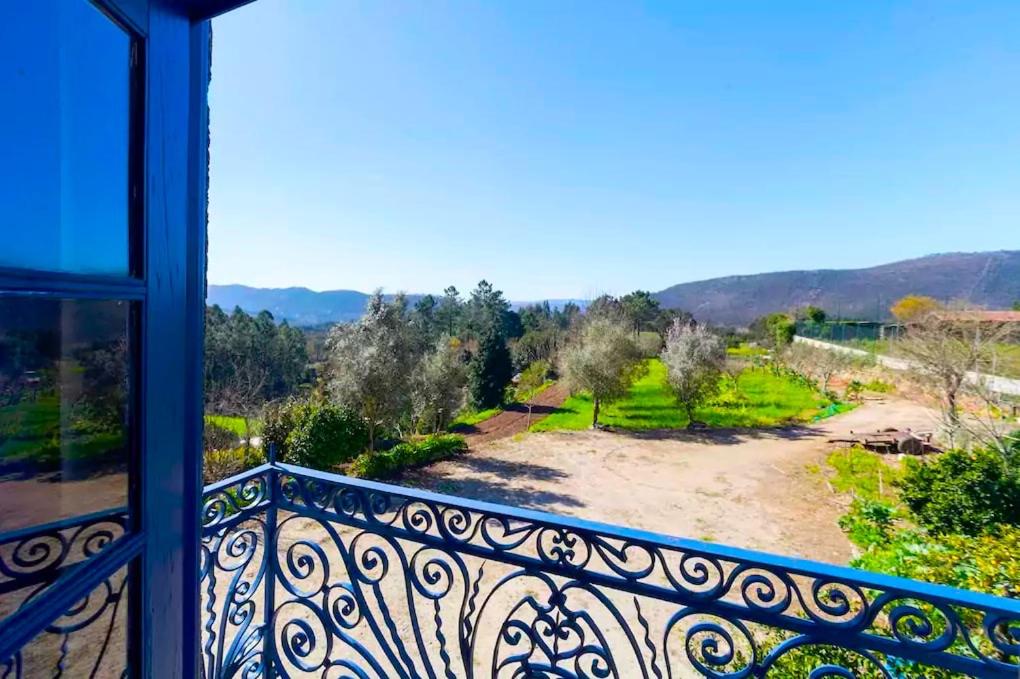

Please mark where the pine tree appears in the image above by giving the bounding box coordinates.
[468,328,513,409]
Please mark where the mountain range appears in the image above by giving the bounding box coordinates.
[209,250,1020,328]
[653,250,1020,326]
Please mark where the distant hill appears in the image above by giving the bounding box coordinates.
[208,285,591,327]
[653,251,1020,327]
[207,285,381,326]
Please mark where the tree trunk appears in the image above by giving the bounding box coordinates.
[368,421,376,453]
[527,403,533,429]
[592,397,600,428]
[685,402,695,427]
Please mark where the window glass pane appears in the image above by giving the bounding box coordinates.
[1,564,130,677]
[0,1,131,275]
[0,298,132,621]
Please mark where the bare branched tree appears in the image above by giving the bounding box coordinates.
[781,342,858,395]
[898,308,1015,446]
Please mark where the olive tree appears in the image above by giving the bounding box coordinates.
[411,338,467,434]
[561,317,645,428]
[327,292,416,450]
[660,319,726,425]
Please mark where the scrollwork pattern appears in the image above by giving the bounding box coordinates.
[196,465,1020,677]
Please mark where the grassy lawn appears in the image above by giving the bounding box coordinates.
[824,446,904,503]
[449,406,503,429]
[205,414,256,437]
[532,359,847,432]
[726,343,769,358]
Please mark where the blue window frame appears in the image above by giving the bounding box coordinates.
[0,1,145,675]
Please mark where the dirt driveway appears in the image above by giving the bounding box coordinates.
[404,397,938,564]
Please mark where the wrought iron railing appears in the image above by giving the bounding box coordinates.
[0,506,130,676]
[201,462,1020,678]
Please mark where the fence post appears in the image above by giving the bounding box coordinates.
[264,442,278,678]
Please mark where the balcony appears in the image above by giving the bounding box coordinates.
[197,460,1020,678]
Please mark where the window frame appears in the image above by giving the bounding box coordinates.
[0,0,147,672]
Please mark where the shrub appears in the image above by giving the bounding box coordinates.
[203,446,265,484]
[203,421,239,452]
[262,399,303,458]
[350,434,466,479]
[898,448,1020,536]
[285,403,369,470]
[863,378,895,393]
[838,498,896,548]
[853,526,1020,599]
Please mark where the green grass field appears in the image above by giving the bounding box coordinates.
[825,446,904,503]
[532,359,848,432]
[449,406,503,429]
[726,344,769,358]
[205,414,256,437]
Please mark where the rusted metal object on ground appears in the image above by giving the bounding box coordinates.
[828,427,942,454]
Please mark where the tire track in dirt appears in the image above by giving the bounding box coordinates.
[453,382,570,447]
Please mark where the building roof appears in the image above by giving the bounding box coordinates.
[933,310,1020,323]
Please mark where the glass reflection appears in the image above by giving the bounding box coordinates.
[1,564,129,677]
[0,296,131,527]
[0,0,131,275]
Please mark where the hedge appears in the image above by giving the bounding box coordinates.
[350,435,466,480]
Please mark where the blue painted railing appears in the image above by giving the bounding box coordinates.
[200,462,1020,678]
[0,506,130,676]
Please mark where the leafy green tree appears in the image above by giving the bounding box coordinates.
[436,286,462,336]
[586,294,625,322]
[751,312,795,348]
[799,305,827,324]
[620,290,660,335]
[204,305,308,442]
[468,327,513,409]
[558,301,582,329]
[1013,300,1020,312]
[561,317,645,427]
[466,279,515,338]
[411,294,439,345]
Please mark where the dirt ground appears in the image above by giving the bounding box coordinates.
[452,382,569,445]
[405,397,939,564]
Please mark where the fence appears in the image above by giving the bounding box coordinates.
[200,462,1020,677]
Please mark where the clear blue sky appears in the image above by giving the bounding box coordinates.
[209,0,1020,300]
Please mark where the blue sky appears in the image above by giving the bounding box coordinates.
[209,1,1020,300]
